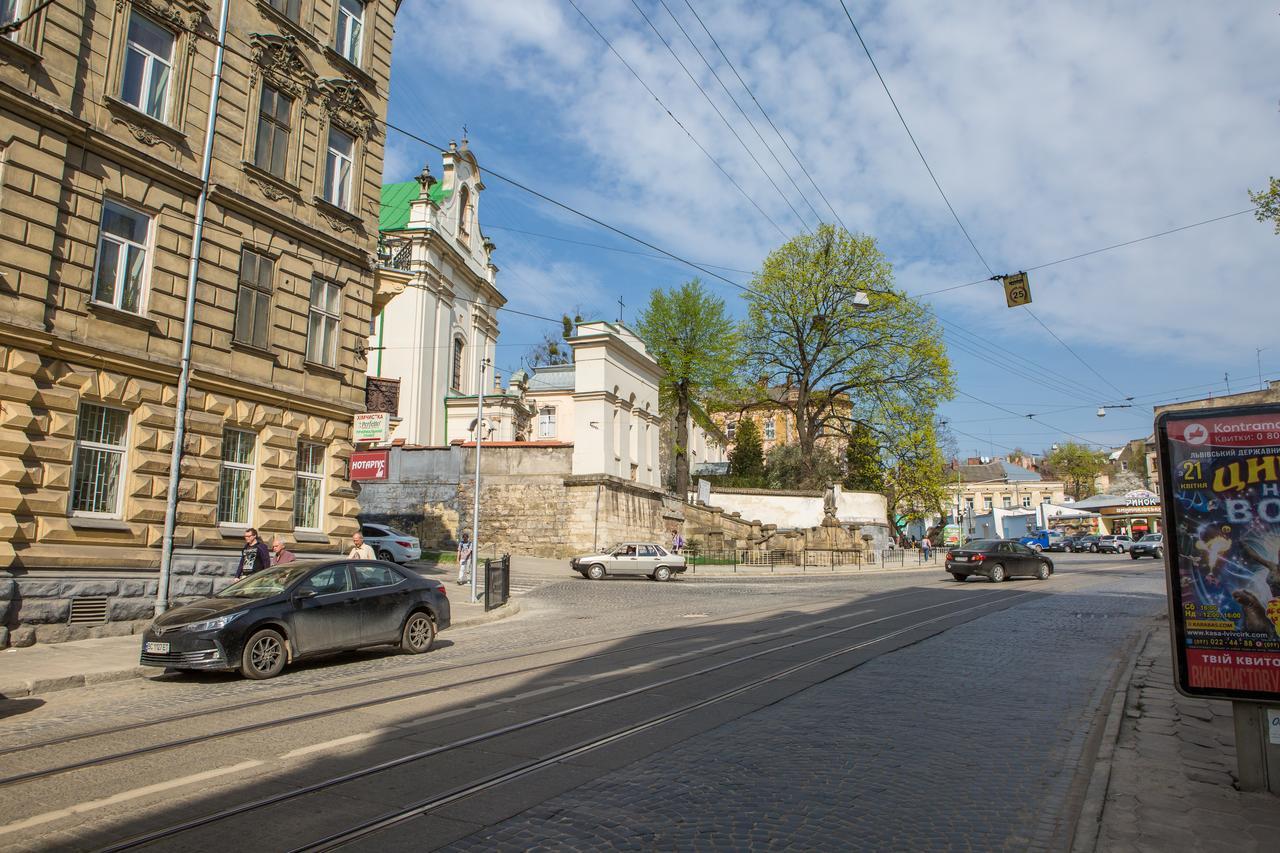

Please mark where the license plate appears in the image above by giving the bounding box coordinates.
[144,641,170,654]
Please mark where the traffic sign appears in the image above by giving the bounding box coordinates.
[1002,272,1031,307]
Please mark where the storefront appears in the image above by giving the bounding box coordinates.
[1073,490,1162,536]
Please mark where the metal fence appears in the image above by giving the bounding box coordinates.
[484,554,510,611]
[686,546,944,572]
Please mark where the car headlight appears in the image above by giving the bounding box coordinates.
[184,613,243,632]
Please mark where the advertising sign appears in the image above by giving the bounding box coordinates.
[349,450,389,481]
[353,412,390,443]
[1156,404,1280,702]
[941,524,961,547]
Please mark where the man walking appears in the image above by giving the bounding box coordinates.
[457,531,474,585]
[270,537,296,566]
[348,531,375,560]
[237,528,269,579]
[921,535,933,561]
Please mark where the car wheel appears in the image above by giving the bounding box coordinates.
[1031,543,1042,553]
[1130,551,1139,560]
[1154,548,1163,560]
[652,565,672,582]
[988,564,1005,583]
[241,628,287,680]
[1036,564,1050,580]
[377,548,396,563]
[950,573,966,582]
[400,611,436,654]
[586,564,606,580]
[1090,544,1099,553]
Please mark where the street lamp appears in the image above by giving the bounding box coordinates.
[1096,403,1135,418]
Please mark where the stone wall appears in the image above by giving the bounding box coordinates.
[354,446,464,549]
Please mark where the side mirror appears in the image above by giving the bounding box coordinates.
[293,588,317,604]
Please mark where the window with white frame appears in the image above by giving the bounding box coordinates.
[726,421,736,440]
[234,248,274,349]
[120,12,174,120]
[218,428,255,525]
[93,201,150,313]
[1003,495,1013,508]
[335,0,363,65]
[538,406,556,438]
[764,418,776,441]
[323,126,354,209]
[306,276,341,367]
[254,84,292,179]
[964,497,974,514]
[451,336,464,392]
[1022,495,1032,508]
[294,441,324,530]
[983,496,993,510]
[70,403,129,516]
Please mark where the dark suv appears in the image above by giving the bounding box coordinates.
[1067,535,1099,553]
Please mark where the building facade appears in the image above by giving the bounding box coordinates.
[0,0,397,641]
[710,389,852,460]
[368,143,503,446]
[946,460,1068,529]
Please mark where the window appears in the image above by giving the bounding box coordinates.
[764,419,775,441]
[964,498,974,514]
[120,13,174,120]
[451,337,464,392]
[1,0,22,34]
[354,563,402,589]
[234,248,274,349]
[306,277,341,367]
[538,406,556,438]
[1120,460,1129,472]
[639,545,657,557]
[93,201,150,313]
[218,428,255,525]
[70,404,129,516]
[726,421,736,440]
[266,0,300,21]
[335,0,363,65]
[457,185,471,240]
[294,442,324,530]
[1003,495,1013,508]
[254,85,292,179]
[1022,495,1032,508]
[983,497,993,510]
[323,126,354,209]
[300,564,350,596]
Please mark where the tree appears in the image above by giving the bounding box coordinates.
[525,313,582,368]
[766,443,842,491]
[742,224,954,485]
[843,421,883,492]
[1251,176,1280,235]
[729,416,765,487]
[637,280,739,499]
[1043,442,1108,499]
[879,414,950,535]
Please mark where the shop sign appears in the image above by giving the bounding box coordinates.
[349,450,389,481]
[353,412,390,443]
[1123,489,1160,507]
[1156,404,1280,702]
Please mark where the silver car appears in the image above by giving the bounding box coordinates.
[570,543,688,582]
[360,523,422,564]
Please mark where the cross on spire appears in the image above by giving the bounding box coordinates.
[617,295,625,323]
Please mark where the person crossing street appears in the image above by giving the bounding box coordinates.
[457,531,474,585]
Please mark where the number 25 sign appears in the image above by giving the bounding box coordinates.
[1002,272,1032,308]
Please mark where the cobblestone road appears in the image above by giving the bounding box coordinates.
[440,568,1165,851]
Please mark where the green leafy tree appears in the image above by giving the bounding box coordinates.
[526,312,583,368]
[879,412,949,535]
[637,280,739,499]
[742,224,954,485]
[843,421,883,492]
[1251,176,1280,235]
[1044,442,1108,499]
[766,443,843,490]
[729,417,766,486]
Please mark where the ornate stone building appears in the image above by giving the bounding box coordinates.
[0,0,398,641]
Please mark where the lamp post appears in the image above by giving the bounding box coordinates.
[470,356,490,605]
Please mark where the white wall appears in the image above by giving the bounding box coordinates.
[708,486,888,530]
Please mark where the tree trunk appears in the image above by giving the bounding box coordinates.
[675,383,691,501]
[794,387,815,485]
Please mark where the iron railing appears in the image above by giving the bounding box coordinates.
[484,554,510,611]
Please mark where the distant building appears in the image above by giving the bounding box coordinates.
[710,388,852,459]
[946,459,1068,536]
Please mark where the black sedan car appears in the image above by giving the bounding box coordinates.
[945,539,1054,583]
[140,560,450,679]
[1067,535,1100,553]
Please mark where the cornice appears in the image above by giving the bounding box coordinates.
[211,185,373,267]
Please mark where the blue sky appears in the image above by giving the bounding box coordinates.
[382,0,1279,458]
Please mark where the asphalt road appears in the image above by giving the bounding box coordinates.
[0,553,1166,851]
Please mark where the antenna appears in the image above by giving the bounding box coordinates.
[1225,372,1231,395]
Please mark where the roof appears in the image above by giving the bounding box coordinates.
[1068,494,1124,510]
[380,181,418,232]
[527,363,576,391]
[958,461,1042,484]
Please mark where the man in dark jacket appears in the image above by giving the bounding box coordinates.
[237,528,270,578]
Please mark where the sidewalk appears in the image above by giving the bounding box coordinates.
[0,581,516,700]
[1080,624,1280,851]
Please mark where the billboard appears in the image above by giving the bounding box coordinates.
[353,412,390,443]
[1156,404,1280,702]
[349,450,389,481]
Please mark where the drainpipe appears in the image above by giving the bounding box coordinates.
[156,0,230,616]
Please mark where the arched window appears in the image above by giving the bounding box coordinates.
[451,336,464,392]
[457,185,471,241]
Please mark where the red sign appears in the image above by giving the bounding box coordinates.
[349,450,389,480]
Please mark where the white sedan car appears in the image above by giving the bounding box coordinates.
[360,523,422,564]
[570,543,687,581]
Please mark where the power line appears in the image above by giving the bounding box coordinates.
[564,0,789,239]
[481,225,754,274]
[1021,307,1132,401]
[682,0,848,232]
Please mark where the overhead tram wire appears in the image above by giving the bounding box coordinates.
[564,0,790,240]
[953,389,1112,447]
[628,0,814,234]
[655,0,824,227]
[682,0,849,232]
[481,224,755,274]
[1022,307,1135,403]
[940,317,1117,402]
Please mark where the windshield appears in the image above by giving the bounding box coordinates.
[1141,534,1162,542]
[960,540,1000,550]
[216,564,314,598]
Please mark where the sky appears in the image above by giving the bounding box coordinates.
[382,0,1279,459]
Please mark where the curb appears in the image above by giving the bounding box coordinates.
[686,563,946,579]
[1068,621,1154,853]
[0,599,522,700]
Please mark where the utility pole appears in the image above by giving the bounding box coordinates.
[470,356,490,604]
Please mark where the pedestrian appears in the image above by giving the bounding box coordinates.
[236,528,269,579]
[348,531,376,560]
[921,535,933,560]
[672,529,685,554]
[457,531,474,585]
[269,537,296,566]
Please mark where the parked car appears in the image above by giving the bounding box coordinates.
[571,543,687,581]
[1130,533,1164,560]
[1019,530,1066,552]
[360,523,422,564]
[945,539,1054,583]
[140,560,449,679]
[1097,534,1134,554]
[1067,535,1100,553]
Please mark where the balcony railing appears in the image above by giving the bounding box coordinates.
[365,376,400,416]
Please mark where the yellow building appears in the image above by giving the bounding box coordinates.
[0,0,398,641]
[711,389,852,459]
